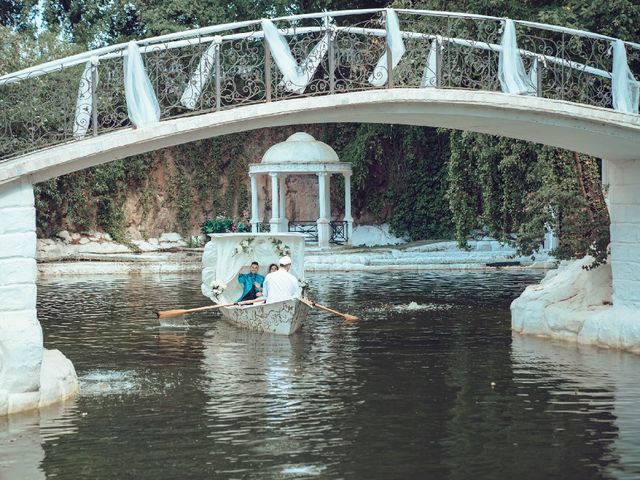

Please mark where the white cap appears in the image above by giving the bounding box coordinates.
[279,255,292,266]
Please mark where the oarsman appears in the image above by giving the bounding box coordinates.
[262,256,300,303]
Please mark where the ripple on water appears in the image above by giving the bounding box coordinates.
[79,369,138,396]
[368,301,453,313]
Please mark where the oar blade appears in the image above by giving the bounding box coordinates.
[156,309,188,319]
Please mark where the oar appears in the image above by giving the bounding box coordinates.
[155,298,264,320]
[301,298,358,322]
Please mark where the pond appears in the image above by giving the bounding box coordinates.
[1,271,639,479]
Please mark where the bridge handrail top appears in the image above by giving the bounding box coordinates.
[1,7,638,85]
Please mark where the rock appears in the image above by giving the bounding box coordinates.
[38,349,79,409]
[70,233,81,241]
[351,224,406,247]
[160,232,182,242]
[78,238,90,245]
[103,233,112,241]
[56,230,71,242]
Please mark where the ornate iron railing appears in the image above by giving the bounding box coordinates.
[329,221,348,244]
[288,221,318,242]
[256,222,271,233]
[1,8,639,161]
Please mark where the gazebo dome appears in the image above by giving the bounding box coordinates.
[262,132,339,164]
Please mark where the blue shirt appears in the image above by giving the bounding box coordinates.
[237,272,265,301]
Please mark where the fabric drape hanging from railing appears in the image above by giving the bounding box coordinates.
[498,19,536,96]
[124,42,161,126]
[368,9,406,87]
[181,36,222,110]
[261,19,331,94]
[612,39,640,114]
[420,38,440,88]
[73,58,96,139]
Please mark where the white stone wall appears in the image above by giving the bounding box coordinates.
[608,160,640,307]
[0,181,43,412]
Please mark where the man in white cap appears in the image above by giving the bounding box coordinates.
[262,255,300,304]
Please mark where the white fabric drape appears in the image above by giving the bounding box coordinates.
[528,57,539,96]
[124,42,160,126]
[181,36,221,110]
[369,8,406,87]
[201,235,304,304]
[612,39,640,114]
[261,19,330,94]
[73,59,95,139]
[498,19,535,95]
[420,39,440,88]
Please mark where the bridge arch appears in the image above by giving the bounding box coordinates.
[1,89,639,185]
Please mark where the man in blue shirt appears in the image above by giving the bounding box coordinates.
[237,261,265,301]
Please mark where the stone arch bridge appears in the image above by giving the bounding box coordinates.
[1,8,640,413]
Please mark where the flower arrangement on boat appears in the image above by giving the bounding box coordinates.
[233,238,255,256]
[271,238,291,257]
[298,278,310,295]
[210,280,226,299]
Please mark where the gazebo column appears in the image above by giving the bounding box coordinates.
[269,172,280,233]
[343,172,353,245]
[317,172,330,247]
[279,175,288,232]
[249,173,260,233]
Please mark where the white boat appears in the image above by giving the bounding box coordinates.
[201,233,309,335]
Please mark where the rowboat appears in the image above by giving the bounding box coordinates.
[201,233,309,335]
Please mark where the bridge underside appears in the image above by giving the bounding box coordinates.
[1,89,639,186]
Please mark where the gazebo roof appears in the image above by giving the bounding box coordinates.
[262,132,339,164]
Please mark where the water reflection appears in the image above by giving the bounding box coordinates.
[0,400,77,480]
[0,271,638,479]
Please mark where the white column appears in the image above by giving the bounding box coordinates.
[607,159,640,307]
[249,173,259,233]
[0,181,43,414]
[279,174,288,232]
[269,172,280,233]
[344,172,353,246]
[317,172,330,247]
[0,181,78,416]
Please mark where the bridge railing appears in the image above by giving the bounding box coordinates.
[1,8,639,161]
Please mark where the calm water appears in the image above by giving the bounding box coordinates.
[2,271,640,480]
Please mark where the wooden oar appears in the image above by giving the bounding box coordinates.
[301,298,358,322]
[155,298,264,320]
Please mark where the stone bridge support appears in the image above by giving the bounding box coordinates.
[607,159,640,307]
[512,159,640,353]
[0,180,77,415]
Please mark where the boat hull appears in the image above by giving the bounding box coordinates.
[219,298,310,335]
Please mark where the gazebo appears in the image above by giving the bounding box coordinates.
[249,132,353,247]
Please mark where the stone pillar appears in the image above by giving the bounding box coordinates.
[269,172,280,233]
[0,180,43,413]
[607,159,640,307]
[249,173,259,233]
[317,172,330,247]
[279,174,288,232]
[343,172,353,246]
